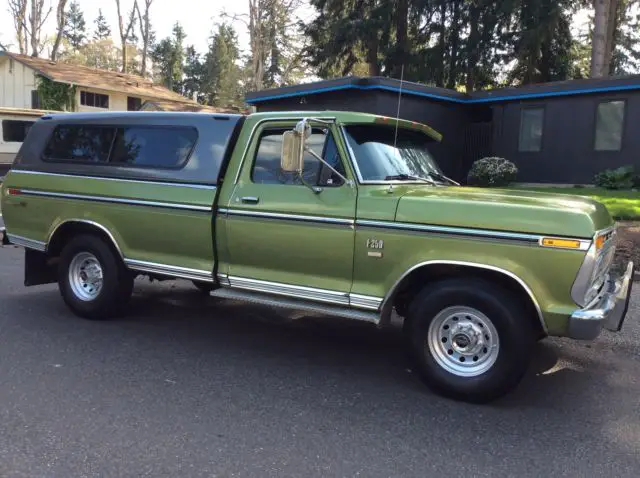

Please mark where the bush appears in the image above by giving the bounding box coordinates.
[594,165,636,190]
[467,157,518,187]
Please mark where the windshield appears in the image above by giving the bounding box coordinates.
[343,124,445,183]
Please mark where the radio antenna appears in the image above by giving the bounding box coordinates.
[392,64,404,152]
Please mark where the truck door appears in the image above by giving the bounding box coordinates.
[222,121,356,303]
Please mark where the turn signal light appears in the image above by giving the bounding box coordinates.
[541,238,582,249]
[595,235,606,251]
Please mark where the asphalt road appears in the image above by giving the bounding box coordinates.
[0,245,639,478]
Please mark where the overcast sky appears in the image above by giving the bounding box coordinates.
[0,0,253,55]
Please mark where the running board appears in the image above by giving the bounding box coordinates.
[211,287,380,325]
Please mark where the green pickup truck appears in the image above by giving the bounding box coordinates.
[0,110,634,402]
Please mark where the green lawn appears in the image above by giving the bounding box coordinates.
[513,187,640,220]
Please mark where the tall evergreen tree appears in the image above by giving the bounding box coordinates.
[203,23,243,107]
[64,0,87,51]
[94,9,111,40]
[183,46,205,102]
[151,23,186,93]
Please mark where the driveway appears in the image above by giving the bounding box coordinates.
[0,245,639,477]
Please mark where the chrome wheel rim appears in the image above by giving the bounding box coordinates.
[427,306,499,377]
[68,252,104,301]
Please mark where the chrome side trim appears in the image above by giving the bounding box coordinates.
[46,219,124,258]
[18,189,212,212]
[227,275,350,306]
[124,258,213,282]
[224,209,354,226]
[10,170,218,190]
[6,234,46,252]
[233,116,337,185]
[212,287,380,325]
[381,260,547,332]
[349,293,383,311]
[358,219,543,244]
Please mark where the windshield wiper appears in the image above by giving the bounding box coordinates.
[384,174,436,184]
[425,171,459,186]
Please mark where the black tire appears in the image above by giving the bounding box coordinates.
[192,280,214,294]
[405,278,534,403]
[58,234,134,320]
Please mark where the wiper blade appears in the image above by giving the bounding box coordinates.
[384,174,436,184]
[426,171,459,186]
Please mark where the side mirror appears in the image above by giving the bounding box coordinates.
[280,130,304,173]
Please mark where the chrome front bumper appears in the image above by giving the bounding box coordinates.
[569,262,635,340]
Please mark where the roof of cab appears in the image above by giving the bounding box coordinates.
[246,110,443,141]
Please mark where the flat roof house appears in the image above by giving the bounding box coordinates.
[246,76,640,184]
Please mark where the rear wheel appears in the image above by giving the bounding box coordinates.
[405,278,534,403]
[58,234,134,320]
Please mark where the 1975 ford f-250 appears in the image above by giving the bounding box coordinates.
[0,110,634,402]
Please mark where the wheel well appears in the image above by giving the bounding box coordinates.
[389,263,545,337]
[47,221,122,260]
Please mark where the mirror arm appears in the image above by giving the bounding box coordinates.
[298,174,323,194]
[304,147,353,187]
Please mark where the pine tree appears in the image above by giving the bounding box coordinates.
[94,9,111,41]
[151,23,186,93]
[183,46,205,102]
[64,0,87,50]
[203,23,243,107]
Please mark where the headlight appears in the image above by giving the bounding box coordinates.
[571,228,616,307]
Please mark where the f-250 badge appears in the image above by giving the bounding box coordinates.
[366,239,384,249]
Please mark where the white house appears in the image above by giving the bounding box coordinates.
[0,51,196,112]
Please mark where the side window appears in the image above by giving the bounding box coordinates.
[2,120,35,142]
[595,100,625,151]
[43,125,115,162]
[518,107,544,152]
[110,126,198,168]
[251,128,346,186]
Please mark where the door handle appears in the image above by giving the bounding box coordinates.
[241,196,260,204]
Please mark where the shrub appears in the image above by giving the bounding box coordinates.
[467,157,518,187]
[594,165,636,190]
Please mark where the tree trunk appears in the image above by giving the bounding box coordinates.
[465,3,480,92]
[394,0,409,77]
[366,35,379,76]
[446,0,461,90]
[50,0,68,61]
[30,0,40,56]
[591,0,610,77]
[136,0,153,77]
[8,0,28,55]
[115,0,136,73]
[435,0,447,87]
[603,0,619,75]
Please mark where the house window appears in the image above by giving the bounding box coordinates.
[518,108,544,152]
[31,90,41,109]
[2,120,35,142]
[127,96,142,111]
[80,91,109,109]
[595,100,625,151]
[109,126,198,168]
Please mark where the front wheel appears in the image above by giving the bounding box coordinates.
[405,279,534,403]
[58,234,134,320]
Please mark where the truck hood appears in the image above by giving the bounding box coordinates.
[395,187,613,238]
